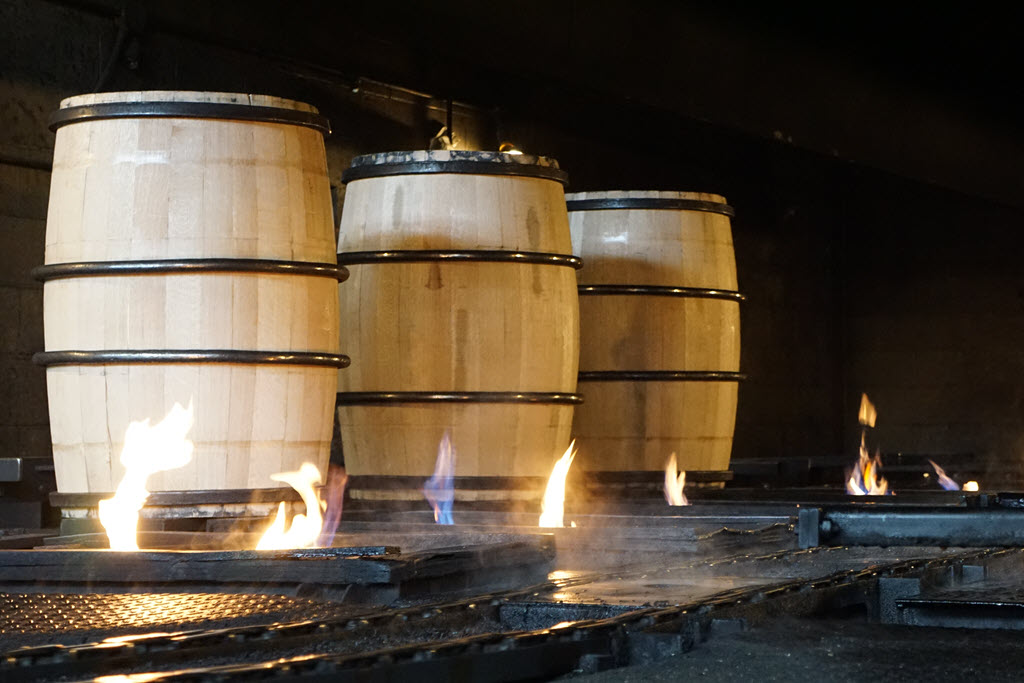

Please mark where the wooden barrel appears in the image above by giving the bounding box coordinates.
[37,91,346,506]
[567,191,742,477]
[336,150,580,502]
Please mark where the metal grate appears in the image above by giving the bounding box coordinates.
[0,592,357,640]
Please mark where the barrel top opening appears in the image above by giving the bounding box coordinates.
[59,91,321,114]
[342,149,568,185]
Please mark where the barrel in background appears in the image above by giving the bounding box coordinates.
[37,91,346,509]
[336,150,579,502]
[567,190,743,479]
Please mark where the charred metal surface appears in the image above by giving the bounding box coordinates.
[0,539,555,602]
[3,546,1011,682]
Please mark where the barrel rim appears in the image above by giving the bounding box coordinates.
[336,391,583,405]
[336,250,582,269]
[34,350,351,368]
[33,259,349,282]
[49,101,332,135]
[566,197,735,216]
[341,150,568,185]
[578,284,744,301]
[577,371,746,382]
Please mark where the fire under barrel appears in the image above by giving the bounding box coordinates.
[35,91,347,525]
[336,150,580,505]
[567,191,743,487]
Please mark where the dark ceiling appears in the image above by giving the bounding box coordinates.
[39,0,1024,207]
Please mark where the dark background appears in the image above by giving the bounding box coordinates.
[3,0,1023,480]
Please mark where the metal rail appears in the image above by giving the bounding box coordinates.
[4,546,1015,682]
[798,504,1024,548]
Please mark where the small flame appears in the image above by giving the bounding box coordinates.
[928,459,961,491]
[256,463,325,550]
[663,453,689,506]
[539,441,576,528]
[847,432,890,495]
[858,393,877,428]
[98,401,195,551]
[423,432,456,525]
[316,465,349,547]
[963,480,980,492]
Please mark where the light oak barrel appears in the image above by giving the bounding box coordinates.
[37,91,346,513]
[337,150,580,503]
[567,191,743,478]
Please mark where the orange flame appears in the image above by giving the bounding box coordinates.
[847,432,889,495]
[858,393,877,428]
[539,441,576,528]
[98,401,195,551]
[256,463,325,550]
[963,481,980,492]
[847,393,889,495]
[663,453,689,506]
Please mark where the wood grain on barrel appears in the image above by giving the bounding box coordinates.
[43,91,339,493]
[337,155,578,483]
[568,190,740,473]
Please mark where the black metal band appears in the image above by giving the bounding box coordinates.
[578,284,744,301]
[347,475,547,491]
[342,161,569,185]
[51,487,304,508]
[584,470,734,484]
[49,102,331,135]
[336,391,583,405]
[566,197,735,216]
[34,350,350,368]
[336,250,582,269]
[577,371,746,382]
[33,259,349,282]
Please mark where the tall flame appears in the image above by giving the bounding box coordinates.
[423,432,456,525]
[664,453,689,506]
[847,393,889,495]
[256,463,325,550]
[539,441,576,528]
[98,401,195,551]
